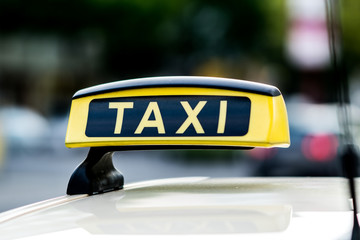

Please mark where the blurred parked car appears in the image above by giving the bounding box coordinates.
[247,101,357,176]
[0,107,51,153]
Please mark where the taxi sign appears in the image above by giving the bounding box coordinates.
[66,76,290,195]
[65,76,290,149]
[86,96,250,137]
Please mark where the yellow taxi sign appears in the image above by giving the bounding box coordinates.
[65,76,290,149]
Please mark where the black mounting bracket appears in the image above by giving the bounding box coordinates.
[67,147,124,195]
[66,145,252,195]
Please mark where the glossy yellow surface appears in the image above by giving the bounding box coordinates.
[65,87,290,148]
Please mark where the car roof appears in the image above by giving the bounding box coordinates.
[0,177,353,239]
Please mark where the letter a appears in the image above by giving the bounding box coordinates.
[135,102,165,134]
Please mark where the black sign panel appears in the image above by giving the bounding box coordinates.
[86,96,251,137]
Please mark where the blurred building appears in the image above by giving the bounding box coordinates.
[285,0,332,103]
[0,34,103,115]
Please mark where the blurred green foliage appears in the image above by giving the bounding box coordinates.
[0,0,359,113]
[341,0,360,67]
[0,0,286,78]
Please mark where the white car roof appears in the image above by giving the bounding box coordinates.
[0,177,354,239]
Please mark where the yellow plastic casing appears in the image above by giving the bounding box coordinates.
[65,87,290,149]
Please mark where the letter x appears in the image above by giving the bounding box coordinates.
[176,101,207,134]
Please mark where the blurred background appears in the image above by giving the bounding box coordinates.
[0,0,360,212]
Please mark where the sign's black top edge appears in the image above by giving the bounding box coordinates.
[72,76,281,99]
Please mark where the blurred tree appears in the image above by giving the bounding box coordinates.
[0,0,286,76]
[341,0,360,69]
[0,0,288,114]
